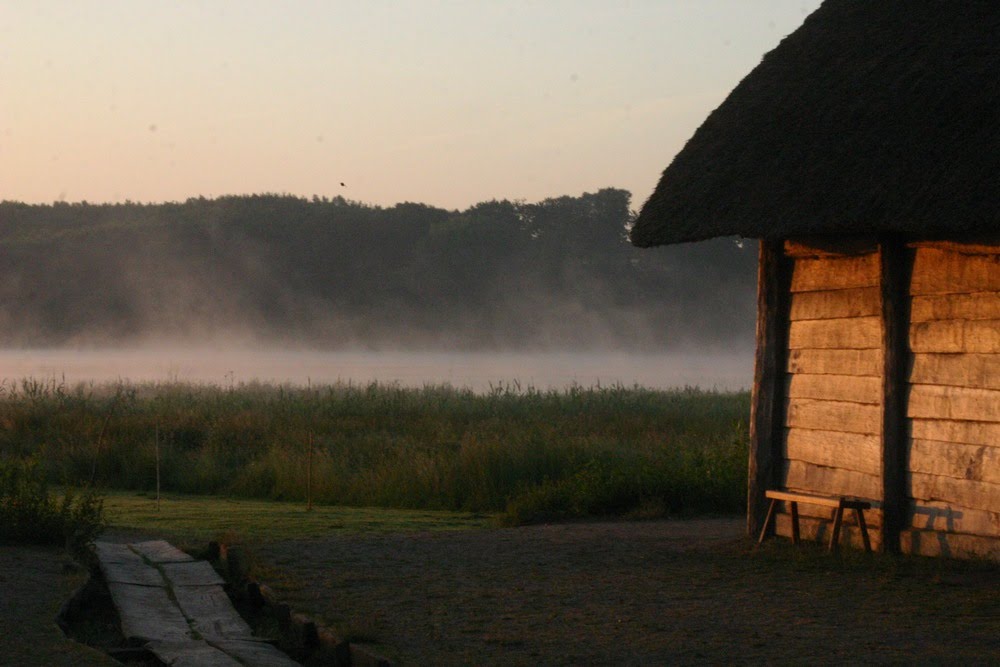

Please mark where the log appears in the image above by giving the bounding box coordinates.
[790,254,880,292]
[910,292,1000,322]
[787,348,883,376]
[783,460,882,499]
[783,428,881,476]
[900,530,1000,560]
[789,287,881,321]
[879,236,912,554]
[785,373,881,405]
[909,472,1000,513]
[910,418,1000,448]
[908,500,1000,538]
[748,240,792,539]
[910,248,1000,295]
[789,317,882,350]
[907,384,1000,422]
[785,398,881,435]
[909,439,1000,484]
[909,353,1000,390]
[910,320,1000,354]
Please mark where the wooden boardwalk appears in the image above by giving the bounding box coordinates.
[95,540,299,667]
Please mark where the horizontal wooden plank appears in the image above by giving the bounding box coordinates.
[774,514,883,551]
[907,384,1000,422]
[900,530,1000,560]
[791,254,880,293]
[787,348,883,376]
[910,248,1000,295]
[789,317,881,350]
[765,490,854,508]
[785,237,878,258]
[785,374,881,404]
[908,501,1000,538]
[783,428,881,476]
[785,398,881,435]
[790,287,880,321]
[910,418,1000,448]
[909,472,1000,513]
[783,460,882,499]
[910,292,1000,322]
[910,439,1000,484]
[909,353,1000,391]
[910,320,1000,354]
[908,238,1000,256]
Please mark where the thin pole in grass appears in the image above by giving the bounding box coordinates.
[306,431,314,512]
[306,377,315,512]
[155,424,161,512]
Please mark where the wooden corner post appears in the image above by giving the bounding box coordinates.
[879,234,913,553]
[747,239,792,538]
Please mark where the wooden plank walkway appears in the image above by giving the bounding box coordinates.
[95,540,299,667]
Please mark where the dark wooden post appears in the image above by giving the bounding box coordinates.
[879,234,913,553]
[747,239,792,538]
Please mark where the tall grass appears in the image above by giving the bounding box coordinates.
[0,378,749,523]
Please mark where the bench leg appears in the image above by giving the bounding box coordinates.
[790,501,800,545]
[828,504,845,552]
[855,507,872,553]
[757,499,779,546]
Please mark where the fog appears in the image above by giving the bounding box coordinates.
[0,347,753,393]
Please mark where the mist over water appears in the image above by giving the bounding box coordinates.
[0,347,753,392]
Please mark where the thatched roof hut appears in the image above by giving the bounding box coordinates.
[631,0,1000,559]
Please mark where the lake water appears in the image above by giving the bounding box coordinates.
[0,348,753,392]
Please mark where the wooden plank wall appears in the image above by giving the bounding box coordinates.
[904,247,1000,559]
[776,251,884,548]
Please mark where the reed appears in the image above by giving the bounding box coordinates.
[0,378,749,522]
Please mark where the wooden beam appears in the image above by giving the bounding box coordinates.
[879,235,913,554]
[748,239,792,538]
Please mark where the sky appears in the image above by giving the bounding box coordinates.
[0,1,823,211]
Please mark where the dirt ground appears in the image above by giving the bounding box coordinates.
[255,518,1000,666]
[0,546,117,667]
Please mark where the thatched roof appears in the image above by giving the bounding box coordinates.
[630,1,1000,247]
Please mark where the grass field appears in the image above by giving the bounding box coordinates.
[1,379,750,523]
[103,491,493,543]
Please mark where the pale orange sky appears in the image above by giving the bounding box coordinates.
[0,1,822,210]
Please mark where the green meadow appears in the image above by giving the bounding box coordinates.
[0,379,750,524]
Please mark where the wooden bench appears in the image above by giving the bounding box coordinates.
[758,490,872,552]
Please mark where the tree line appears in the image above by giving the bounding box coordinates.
[0,189,756,349]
